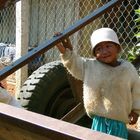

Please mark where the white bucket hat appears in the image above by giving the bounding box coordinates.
[90,28,120,54]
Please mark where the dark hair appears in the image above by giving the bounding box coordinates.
[93,41,121,56]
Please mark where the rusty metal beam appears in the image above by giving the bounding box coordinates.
[0,0,124,81]
[0,103,122,140]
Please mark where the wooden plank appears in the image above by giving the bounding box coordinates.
[0,103,121,140]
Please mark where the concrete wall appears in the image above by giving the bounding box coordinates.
[15,0,29,97]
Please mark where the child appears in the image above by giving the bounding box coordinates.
[55,28,140,139]
[0,62,21,108]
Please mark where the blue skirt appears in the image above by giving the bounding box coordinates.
[91,115,128,139]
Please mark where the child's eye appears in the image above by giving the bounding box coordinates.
[107,44,114,48]
[96,47,101,52]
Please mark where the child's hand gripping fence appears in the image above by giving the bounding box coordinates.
[54,32,73,52]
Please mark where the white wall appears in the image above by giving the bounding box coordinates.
[15,0,29,98]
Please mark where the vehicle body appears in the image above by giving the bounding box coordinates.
[0,0,140,139]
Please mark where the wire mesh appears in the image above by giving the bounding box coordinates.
[0,0,140,73]
[0,4,15,44]
[28,0,140,70]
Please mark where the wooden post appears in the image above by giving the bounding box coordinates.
[15,0,29,98]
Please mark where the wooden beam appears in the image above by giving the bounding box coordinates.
[0,103,121,140]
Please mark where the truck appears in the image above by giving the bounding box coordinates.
[0,0,140,139]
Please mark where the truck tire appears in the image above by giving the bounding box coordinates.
[18,58,140,130]
[18,61,77,119]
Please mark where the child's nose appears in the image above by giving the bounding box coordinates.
[102,48,108,54]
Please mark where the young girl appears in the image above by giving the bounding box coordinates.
[55,28,140,139]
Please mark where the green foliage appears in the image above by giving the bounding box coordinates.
[135,9,140,38]
[128,8,140,62]
[127,45,140,62]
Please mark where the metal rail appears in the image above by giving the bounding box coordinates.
[0,0,123,81]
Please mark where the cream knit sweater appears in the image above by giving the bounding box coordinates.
[0,87,21,108]
[61,49,140,123]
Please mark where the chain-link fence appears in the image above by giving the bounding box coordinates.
[29,0,140,66]
[0,4,15,43]
[0,0,140,73]
[0,3,15,94]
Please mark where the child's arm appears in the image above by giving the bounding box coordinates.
[55,33,85,81]
[0,86,22,108]
[131,67,140,121]
[56,42,66,54]
[54,32,73,54]
[129,110,139,125]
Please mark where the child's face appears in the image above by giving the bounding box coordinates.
[94,41,120,65]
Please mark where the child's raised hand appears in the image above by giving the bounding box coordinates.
[54,32,73,54]
[56,42,66,54]
[54,32,66,54]
[129,110,139,125]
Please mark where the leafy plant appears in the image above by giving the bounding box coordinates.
[135,9,140,38]
[127,8,140,62]
[127,45,140,62]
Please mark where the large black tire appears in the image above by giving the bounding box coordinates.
[18,61,77,119]
[18,58,140,136]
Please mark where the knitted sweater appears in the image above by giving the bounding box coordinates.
[0,87,21,108]
[60,49,140,123]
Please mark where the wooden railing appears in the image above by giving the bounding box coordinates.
[0,103,121,140]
